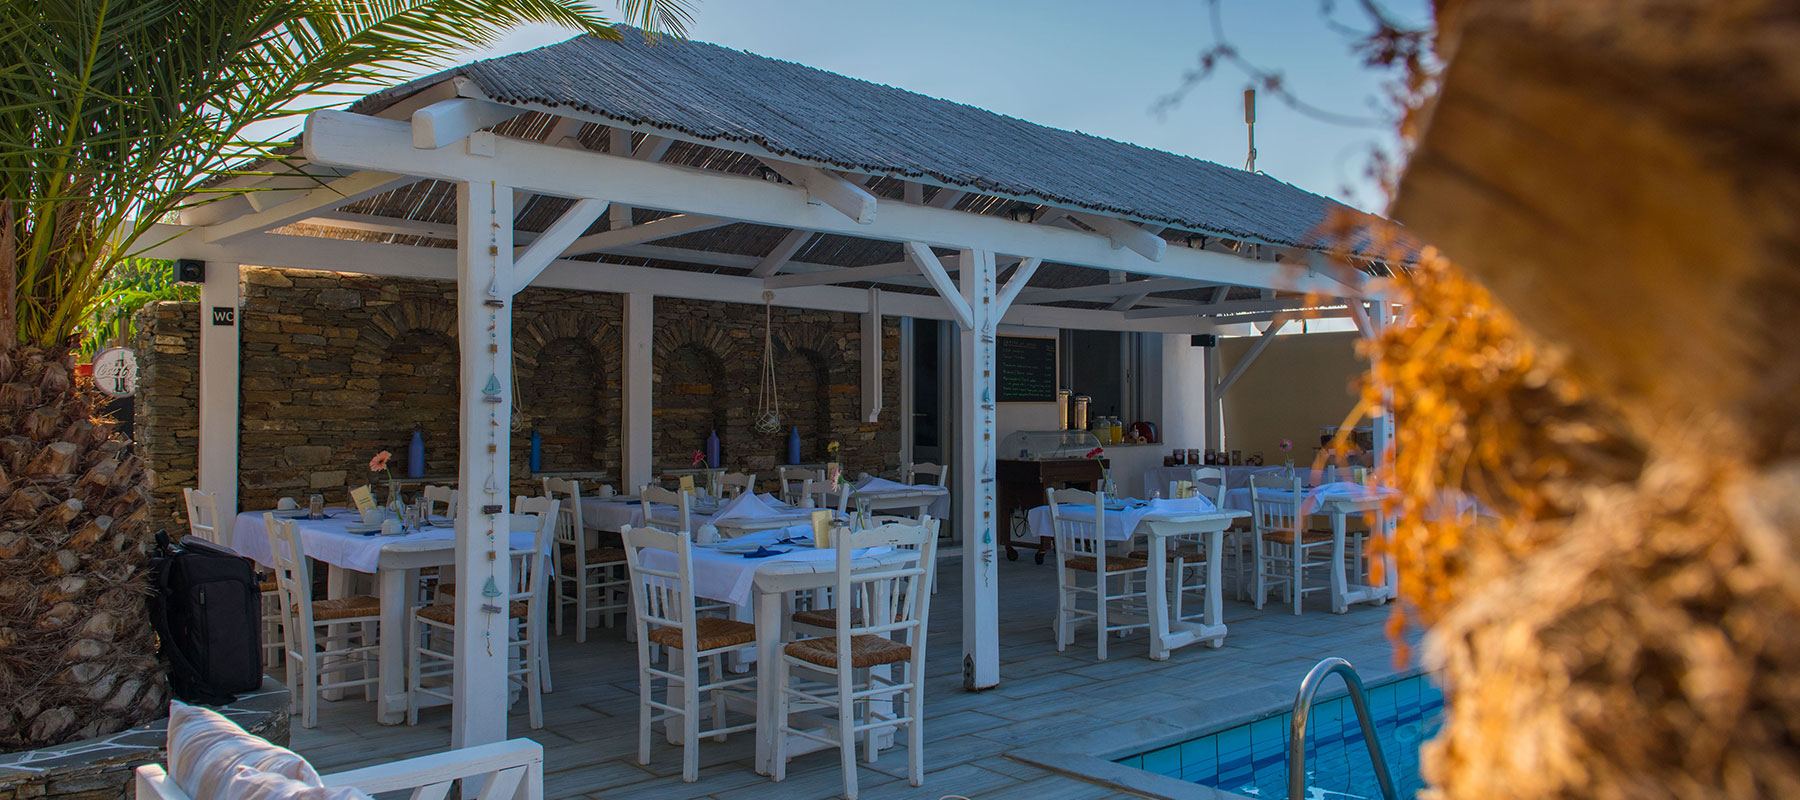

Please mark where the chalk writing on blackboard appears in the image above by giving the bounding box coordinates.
[997,335,1057,402]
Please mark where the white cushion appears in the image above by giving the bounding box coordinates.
[166,701,322,799]
[220,766,372,800]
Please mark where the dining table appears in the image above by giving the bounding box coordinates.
[1222,483,1402,613]
[825,476,951,521]
[232,508,541,724]
[1027,497,1246,658]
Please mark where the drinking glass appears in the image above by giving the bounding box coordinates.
[1147,488,1161,502]
[308,494,324,520]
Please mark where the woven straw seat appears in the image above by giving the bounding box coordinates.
[790,607,860,628]
[438,583,456,596]
[302,595,380,621]
[586,546,628,564]
[1126,545,1206,561]
[1263,530,1334,546]
[647,617,755,650]
[784,635,912,669]
[1064,555,1148,572]
[415,600,528,624]
[259,579,278,593]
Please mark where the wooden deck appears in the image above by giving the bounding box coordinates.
[286,551,1414,799]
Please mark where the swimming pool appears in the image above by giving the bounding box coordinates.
[1115,673,1445,799]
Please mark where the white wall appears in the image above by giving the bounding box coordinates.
[1159,333,1212,453]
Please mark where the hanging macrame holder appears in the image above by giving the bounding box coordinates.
[754,291,783,433]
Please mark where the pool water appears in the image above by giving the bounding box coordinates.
[1116,674,1444,799]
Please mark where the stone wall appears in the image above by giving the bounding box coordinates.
[133,269,900,529]
[135,302,199,536]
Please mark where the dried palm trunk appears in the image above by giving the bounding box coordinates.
[0,345,165,750]
[1378,1,1800,798]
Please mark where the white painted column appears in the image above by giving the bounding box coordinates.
[1369,302,1395,469]
[1159,333,1209,449]
[956,248,1000,690]
[1203,344,1224,451]
[451,179,514,749]
[622,292,654,491]
[861,287,883,423]
[197,263,240,547]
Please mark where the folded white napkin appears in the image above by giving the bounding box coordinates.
[711,490,783,522]
[854,476,913,493]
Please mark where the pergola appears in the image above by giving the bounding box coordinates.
[145,31,1395,747]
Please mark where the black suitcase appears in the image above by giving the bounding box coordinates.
[149,531,264,704]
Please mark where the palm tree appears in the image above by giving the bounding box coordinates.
[0,0,691,750]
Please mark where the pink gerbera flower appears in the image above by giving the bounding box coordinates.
[369,451,391,472]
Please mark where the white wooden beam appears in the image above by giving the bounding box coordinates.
[560,213,732,257]
[607,129,635,230]
[412,98,525,149]
[992,257,1042,317]
[1215,315,1290,395]
[903,182,924,205]
[1124,296,1320,320]
[862,287,883,423]
[1347,299,1375,339]
[623,292,654,490]
[301,111,1360,295]
[957,247,1000,689]
[927,189,965,209]
[750,229,814,277]
[1109,292,1150,310]
[198,263,240,546]
[198,171,409,243]
[302,211,457,240]
[762,162,878,224]
[513,198,608,291]
[764,260,917,289]
[542,115,586,148]
[906,242,974,329]
[1068,210,1167,261]
[1016,276,1211,305]
[635,135,674,162]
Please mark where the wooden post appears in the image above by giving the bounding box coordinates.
[198,263,240,546]
[451,178,514,749]
[955,248,1000,690]
[622,292,654,491]
[862,287,883,423]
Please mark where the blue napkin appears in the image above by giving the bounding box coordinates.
[742,547,788,559]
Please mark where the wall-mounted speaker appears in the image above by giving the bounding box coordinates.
[175,259,205,284]
[1190,334,1217,348]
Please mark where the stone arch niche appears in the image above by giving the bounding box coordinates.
[652,319,741,471]
[772,324,853,467]
[514,314,620,478]
[354,300,460,479]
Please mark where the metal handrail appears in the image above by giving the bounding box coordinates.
[1290,657,1399,800]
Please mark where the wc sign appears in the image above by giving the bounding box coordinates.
[211,306,236,326]
[92,347,138,398]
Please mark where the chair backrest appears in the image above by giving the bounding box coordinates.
[829,519,937,646]
[422,485,458,520]
[183,488,218,544]
[639,485,692,533]
[1249,473,1304,537]
[511,495,560,600]
[1046,487,1107,560]
[777,467,822,504]
[903,462,949,487]
[1322,463,1339,485]
[262,513,313,637]
[135,739,547,800]
[619,524,698,646]
[718,472,756,498]
[1189,466,1228,506]
[541,477,585,554]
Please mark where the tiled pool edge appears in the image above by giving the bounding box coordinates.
[1009,664,1429,799]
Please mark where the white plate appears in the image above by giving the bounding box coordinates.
[606,495,640,504]
[706,541,764,554]
[271,509,310,519]
[343,521,384,534]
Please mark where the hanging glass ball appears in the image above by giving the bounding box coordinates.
[754,410,782,433]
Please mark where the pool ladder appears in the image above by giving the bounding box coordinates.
[1290,657,1400,800]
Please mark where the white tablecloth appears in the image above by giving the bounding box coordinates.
[1026,496,1218,541]
[1145,465,1332,495]
[233,509,540,573]
[639,526,891,606]
[828,476,951,518]
[577,497,642,532]
[1221,483,1399,513]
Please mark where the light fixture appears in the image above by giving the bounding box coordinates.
[1184,234,1206,250]
[754,165,781,183]
[1008,205,1036,223]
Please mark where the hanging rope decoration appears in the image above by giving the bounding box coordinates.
[754,290,783,433]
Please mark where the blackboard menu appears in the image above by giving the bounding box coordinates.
[997,335,1057,402]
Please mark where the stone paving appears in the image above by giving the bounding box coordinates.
[288,552,1417,799]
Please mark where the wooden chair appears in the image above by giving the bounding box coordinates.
[421,485,457,521]
[902,461,948,487]
[640,485,694,534]
[772,519,936,799]
[717,472,756,499]
[620,525,757,783]
[1046,488,1147,661]
[542,477,629,642]
[408,496,557,728]
[263,513,380,729]
[777,467,823,506]
[136,733,545,800]
[191,488,282,667]
[1250,474,1335,615]
[182,488,220,544]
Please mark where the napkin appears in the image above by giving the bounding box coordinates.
[854,476,915,493]
[711,491,784,522]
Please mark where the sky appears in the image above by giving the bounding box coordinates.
[425,0,1432,213]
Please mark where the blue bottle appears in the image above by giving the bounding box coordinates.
[705,430,721,469]
[407,430,425,478]
[787,426,801,465]
[529,430,543,473]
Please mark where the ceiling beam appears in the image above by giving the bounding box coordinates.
[1216,316,1291,394]
[1068,210,1167,261]
[300,110,1364,296]
[301,211,456,240]
[560,213,732,257]
[927,189,965,209]
[750,229,814,277]
[763,260,917,289]
[1015,276,1212,305]
[198,171,410,244]
[763,162,879,224]
[905,242,974,329]
[411,98,525,149]
[514,198,608,291]
[1124,296,1317,320]
[993,257,1043,316]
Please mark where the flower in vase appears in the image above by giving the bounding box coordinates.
[1085,447,1105,459]
[691,450,707,467]
[1278,439,1292,452]
[369,450,392,472]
